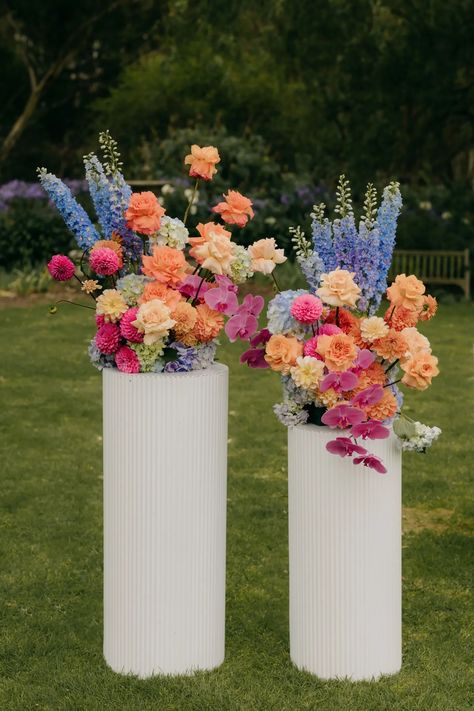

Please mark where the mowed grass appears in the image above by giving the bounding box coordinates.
[0,301,473,711]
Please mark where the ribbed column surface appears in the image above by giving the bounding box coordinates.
[288,424,402,681]
[103,365,228,678]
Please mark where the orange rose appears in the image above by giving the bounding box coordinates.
[265,334,303,374]
[192,303,224,341]
[401,353,439,390]
[172,301,197,337]
[316,333,357,372]
[372,329,408,360]
[212,190,254,227]
[184,145,220,180]
[142,246,188,286]
[316,268,361,308]
[140,280,182,310]
[419,295,438,321]
[188,223,231,260]
[125,191,165,235]
[365,389,398,421]
[386,274,425,311]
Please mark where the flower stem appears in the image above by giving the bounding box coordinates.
[271,271,281,292]
[383,378,401,388]
[50,299,95,311]
[191,275,206,306]
[336,306,340,327]
[183,179,199,225]
[385,358,400,374]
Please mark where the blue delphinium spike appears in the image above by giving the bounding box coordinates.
[373,182,402,308]
[311,204,337,272]
[37,168,100,249]
[83,153,113,239]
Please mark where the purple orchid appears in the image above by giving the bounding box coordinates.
[240,347,269,368]
[326,437,367,458]
[320,370,359,393]
[351,420,390,440]
[225,294,264,343]
[321,404,366,429]
[351,384,384,408]
[353,453,387,474]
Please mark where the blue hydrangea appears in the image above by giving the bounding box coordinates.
[273,401,309,428]
[116,274,149,306]
[311,215,337,272]
[38,169,100,250]
[88,338,114,370]
[267,289,308,335]
[297,250,324,292]
[281,374,313,405]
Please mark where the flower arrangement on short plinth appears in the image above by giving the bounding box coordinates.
[39,132,270,374]
[239,176,441,474]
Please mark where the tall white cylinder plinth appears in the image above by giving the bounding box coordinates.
[103,365,228,678]
[288,424,402,681]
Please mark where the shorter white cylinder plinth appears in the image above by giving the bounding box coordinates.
[288,424,402,681]
[102,365,228,677]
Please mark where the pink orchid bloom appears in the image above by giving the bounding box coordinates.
[351,384,384,408]
[353,348,375,371]
[240,347,269,368]
[204,284,239,315]
[178,275,210,302]
[249,328,271,347]
[320,370,359,393]
[321,404,366,429]
[351,420,390,440]
[353,453,387,474]
[225,312,258,342]
[214,274,238,293]
[239,293,265,317]
[326,437,367,458]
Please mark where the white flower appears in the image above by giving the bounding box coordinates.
[161,183,175,195]
[184,188,199,203]
[419,201,432,211]
[152,216,189,250]
[264,216,277,225]
[360,316,389,342]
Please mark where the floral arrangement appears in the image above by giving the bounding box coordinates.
[239,176,441,474]
[38,132,276,374]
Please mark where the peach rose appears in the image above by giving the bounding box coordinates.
[212,190,254,227]
[132,298,176,345]
[125,191,165,235]
[316,268,361,308]
[142,246,188,286]
[192,232,234,275]
[248,238,287,275]
[265,334,303,374]
[192,303,224,341]
[184,145,220,181]
[419,294,438,321]
[386,274,425,311]
[401,353,439,390]
[172,301,197,337]
[401,327,431,360]
[140,280,182,310]
[188,222,231,260]
[316,333,357,372]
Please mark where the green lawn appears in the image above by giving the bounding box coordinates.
[0,301,473,711]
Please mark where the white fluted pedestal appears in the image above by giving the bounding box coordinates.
[288,424,402,681]
[102,365,228,678]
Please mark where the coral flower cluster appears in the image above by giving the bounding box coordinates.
[42,133,283,374]
[239,177,441,474]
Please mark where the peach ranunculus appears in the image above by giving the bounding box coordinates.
[172,301,198,337]
[212,190,254,227]
[184,145,220,181]
[125,191,165,235]
[188,222,231,260]
[365,389,398,421]
[401,353,439,390]
[384,304,419,331]
[192,232,234,275]
[316,333,357,372]
[386,274,426,311]
[90,239,123,268]
[419,294,438,321]
[352,362,386,392]
[265,334,303,374]
[140,280,182,310]
[401,327,431,360]
[372,329,409,360]
[248,238,287,275]
[142,246,188,286]
[192,303,224,341]
[316,268,361,308]
[131,298,176,345]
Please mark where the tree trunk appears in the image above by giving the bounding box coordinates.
[0,86,42,167]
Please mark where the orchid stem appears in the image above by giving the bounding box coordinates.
[385,358,400,374]
[384,378,401,388]
[336,306,340,327]
[183,179,199,225]
[271,271,281,292]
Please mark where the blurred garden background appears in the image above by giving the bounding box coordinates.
[0,0,473,292]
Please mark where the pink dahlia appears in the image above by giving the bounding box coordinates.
[120,307,144,343]
[303,337,323,359]
[318,323,342,337]
[89,247,120,276]
[47,254,75,281]
[115,346,140,373]
[96,323,121,354]
[95,314,105,328]
[291,294,323,324]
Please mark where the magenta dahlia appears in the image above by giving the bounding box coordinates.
[47,254,75,281]
[290,294,323,324]
[120,307,143,343]
[115,346,140,373]
[96,323,121,354]
[89,247,119,276]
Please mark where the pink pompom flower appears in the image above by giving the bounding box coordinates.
[96,323,121,355]
[353,453,387,474]
[321,404,366,429]
[318,323,342,336]
[120,307,144,343]
[115,346,140,373]
[326,437,367,458]
[89,247,120,276]
[291,294,323,324]
[47,254,75,281]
